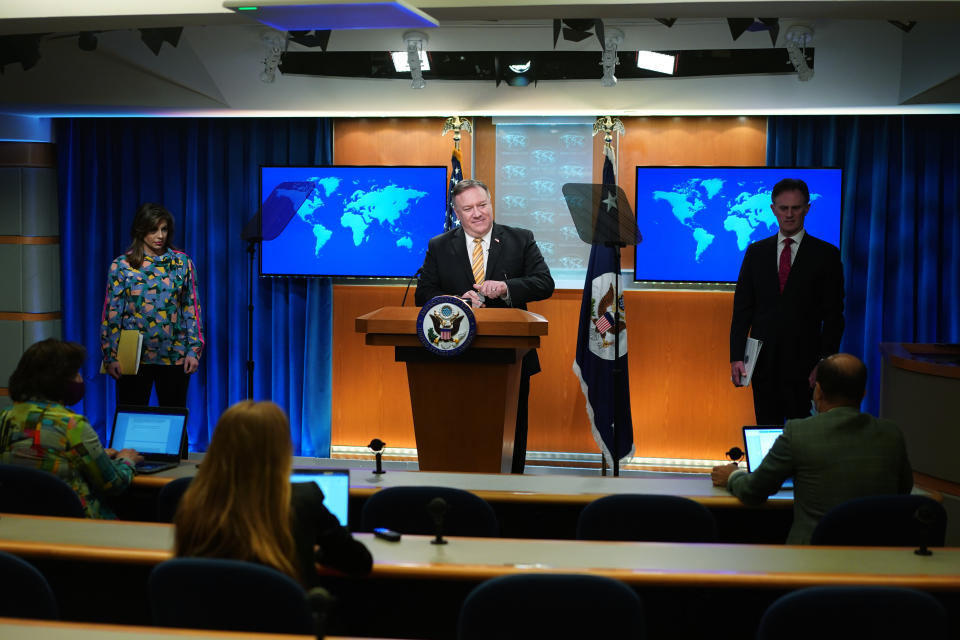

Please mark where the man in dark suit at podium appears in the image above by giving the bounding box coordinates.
[730,178,845,425]
[415,179,555,473]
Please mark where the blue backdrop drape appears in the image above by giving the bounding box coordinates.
[767,115,960,414]
[56,118,334,456]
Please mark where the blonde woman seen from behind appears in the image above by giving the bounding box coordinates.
[174,401,371,585]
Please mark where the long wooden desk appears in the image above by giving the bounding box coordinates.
[135,461,794,508]
[3,514,957,640]
[129,462,796,541]
[1,514,957,590]
[0,618,392,640]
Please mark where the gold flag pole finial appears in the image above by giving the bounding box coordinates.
[593,115,625,148]
[442,116,473,151]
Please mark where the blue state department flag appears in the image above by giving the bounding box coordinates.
[444,147,463,231]
[572,146,635,465]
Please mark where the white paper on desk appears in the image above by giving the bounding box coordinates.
[741,337,763,386]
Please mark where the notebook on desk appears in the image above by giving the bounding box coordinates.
[742,425,793,489]
[109,405,189,474]
[291,468,350,526]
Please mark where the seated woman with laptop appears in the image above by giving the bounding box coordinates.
[0,339,143,518]
[173,400,372,586]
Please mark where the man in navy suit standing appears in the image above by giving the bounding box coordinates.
[415,179,554,473]
[730,178,845,425]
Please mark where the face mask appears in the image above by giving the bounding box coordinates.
[63,379,85,406]
[810,398,818,416]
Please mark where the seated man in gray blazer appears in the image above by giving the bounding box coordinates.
[712,353,913,544]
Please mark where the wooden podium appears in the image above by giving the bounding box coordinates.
[356,306,548,473]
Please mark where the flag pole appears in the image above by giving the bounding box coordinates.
[441,116,472,231]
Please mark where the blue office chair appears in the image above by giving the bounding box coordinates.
[0,551,59,620]
[576,494,719,542]
[150,557,330,636]
[155,476,192,522]
[757,586,949,640]
[0,464,85,518]
[458,573,645,640]
[361,486,499,537]
[810,494,947,547]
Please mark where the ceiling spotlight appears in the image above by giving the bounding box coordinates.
[784,25,814,81]
[260,30,286,83]
[498,54,535,87]
[402,30,427,89]
[636,50,676,75]
[600,27,623,87]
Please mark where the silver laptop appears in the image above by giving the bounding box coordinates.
[109,405,189,474]
[741,425,793,489]
[290,468,350,526]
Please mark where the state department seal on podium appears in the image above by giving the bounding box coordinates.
[417,295,477,357]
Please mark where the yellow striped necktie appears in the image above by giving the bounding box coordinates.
[471,237,485,284]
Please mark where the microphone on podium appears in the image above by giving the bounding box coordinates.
[401,268,424,306]
[725,447,744,463]
[426,497,448,545]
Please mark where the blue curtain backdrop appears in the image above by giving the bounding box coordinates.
[767,115,960,413]
[56,118,334,456]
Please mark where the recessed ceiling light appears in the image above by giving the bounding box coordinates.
[636,50,676,75]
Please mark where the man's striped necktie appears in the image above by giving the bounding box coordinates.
[472,237,485,284]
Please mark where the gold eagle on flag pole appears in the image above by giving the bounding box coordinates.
[441,116,473,150]
[593,115,625,147]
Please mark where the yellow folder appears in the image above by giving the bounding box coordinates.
[100,330,143,375]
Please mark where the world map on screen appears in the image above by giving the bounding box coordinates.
[652,178,823,262]
[260,166,446,277]
[286,177,427,254]
[634,168,842,283]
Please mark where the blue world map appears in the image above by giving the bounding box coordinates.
[295,177,426,254]
[260,166,447,278]
[634,169,841,283]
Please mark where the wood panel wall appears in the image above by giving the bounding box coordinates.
[332,117,766,460]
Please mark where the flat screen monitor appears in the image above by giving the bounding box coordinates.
[633,167,842,283]
[260,165,447,277]
[290,468,350,526]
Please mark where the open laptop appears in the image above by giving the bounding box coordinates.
[742,425,793,489]
[109,405,189,475]
[290,468,350,526]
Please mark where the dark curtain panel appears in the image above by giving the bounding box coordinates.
[767,115,960,413]
[56,118,334,456]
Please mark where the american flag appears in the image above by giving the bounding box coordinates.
[444,147,463,231]
[572,144,635,468]
[594,311,614,334]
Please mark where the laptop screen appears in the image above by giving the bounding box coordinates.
[110,406,188,457]
[291,469,350,526]
[742,425,792,489]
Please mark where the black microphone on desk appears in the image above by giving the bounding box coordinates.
[368,438,386,475]
[426,497,448,545]
[401,268,424,306]
[726,447,744,463]
[914,504,937,556]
